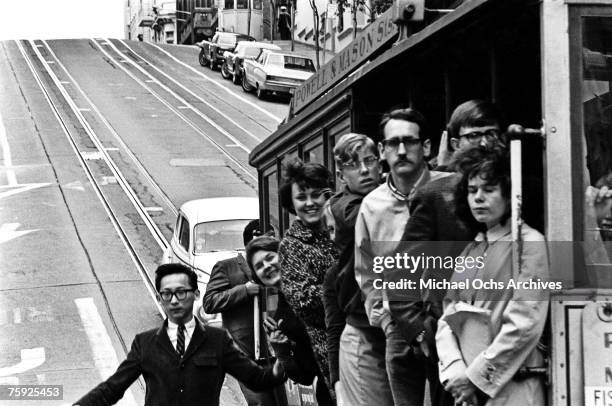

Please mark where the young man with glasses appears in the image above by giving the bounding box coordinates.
[322,133,390,405]
[354,108,450,406]
[74,263,285,406]
[387,100,503,406]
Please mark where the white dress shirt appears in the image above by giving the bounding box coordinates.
[167,316,196,353]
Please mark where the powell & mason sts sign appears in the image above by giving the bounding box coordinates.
[291,7,398,114]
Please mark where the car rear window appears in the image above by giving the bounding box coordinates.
[283,56,316,72]
[194,219,252,253]
[218,35,238,47]
[244,47,262,58]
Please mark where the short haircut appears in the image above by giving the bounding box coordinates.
[333,133,378,167]
[279,158,334,214]
[245,236,280,274]
[454,146,510,229]
[155,263,198,291]
[378,107,429,141]
[447,100,501,149]
[595,172,612,189]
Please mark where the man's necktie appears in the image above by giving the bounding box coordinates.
[177,324,185,356]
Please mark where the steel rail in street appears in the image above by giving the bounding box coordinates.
[143,41,284,124]
[96,39,251,153]
[28,39,170,253]
[90,39,257,183]
[115,39,265,143]
[15,39,165,318]
[39,39,178,218]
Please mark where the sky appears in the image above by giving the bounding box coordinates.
[0,0,125,40]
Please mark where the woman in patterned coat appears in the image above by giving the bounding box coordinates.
[278,158,339,388]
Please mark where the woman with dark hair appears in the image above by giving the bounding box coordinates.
[277,158,338,387]
[435,146,549,406]
[245,237,334,406]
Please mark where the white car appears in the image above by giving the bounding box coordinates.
[163,197,259,325]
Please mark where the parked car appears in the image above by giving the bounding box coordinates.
[197,32,254,70]
[242,50,316,99]
[162,197,259,325]
[221,41,281,84]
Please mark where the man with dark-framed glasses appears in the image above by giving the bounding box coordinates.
[74,263,285,406]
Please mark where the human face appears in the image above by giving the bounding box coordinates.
[322,204,336,241]
[337,148,381,195]
[379,119,430,179]
[158,273,199,325]
[467,174,509,229]
[452,125,501,153]
[251,249,282,286]
[291,184,329,227]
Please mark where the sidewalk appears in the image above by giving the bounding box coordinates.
[263,40,335,65]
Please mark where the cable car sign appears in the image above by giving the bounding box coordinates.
[583,302,612,406]
[291,7,397,114]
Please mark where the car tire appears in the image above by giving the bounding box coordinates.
[198,50,208,67]
[221,63,231,79]
[241,74,253,92]
[256,86,266,100]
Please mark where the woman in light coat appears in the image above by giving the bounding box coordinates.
[436,146,550,406]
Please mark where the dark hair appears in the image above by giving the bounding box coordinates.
[378,107,429,142]
[245,236,280,283]
[243,219,261,246]
[155,263,198,291]
[279,158,334,214]
[454,146,511,229]
[595,172,612,189]
[447,100,501,151]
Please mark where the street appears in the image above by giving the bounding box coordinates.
[0,38,288,405]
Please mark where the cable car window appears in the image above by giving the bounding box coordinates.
[236,0,248,9]
[224,0,234,9]
[581,15,612,265]
[253,0,262,10]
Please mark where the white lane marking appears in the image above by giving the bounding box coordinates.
[0,110,18,186]
[13,308,21,324]
[0,377,19,384]
[78,108,91,112]
[63,180,85,191]
[104,148,120,151]
[0,223,38,244]
[142,41,284,123]
[0,348,45,376]
[116,40,265,143]
[75,298,137,406]
[40,40,177,217]
[60,81,70,84]
[144,207,163,212]
[0,182,50,200]
[101,40,253,151]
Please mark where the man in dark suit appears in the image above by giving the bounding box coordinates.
[388,100,502,406]
[74,263,285,406]
[203,220,281,405]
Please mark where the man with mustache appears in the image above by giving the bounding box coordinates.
[354,107,450,406]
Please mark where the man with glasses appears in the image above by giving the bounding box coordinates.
[74,263,285,406]
[386,100,502,406]
[354,108,450,406]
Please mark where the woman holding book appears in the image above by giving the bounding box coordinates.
[435,146,550,406]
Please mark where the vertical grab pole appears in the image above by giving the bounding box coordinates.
[510,135,523,279]
[254,295,260,360]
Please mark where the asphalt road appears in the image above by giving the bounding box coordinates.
[0,38,287,405]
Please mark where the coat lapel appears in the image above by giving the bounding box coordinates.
[182,319,208,361]
[236,255,252,280]
[155,320,180,359]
